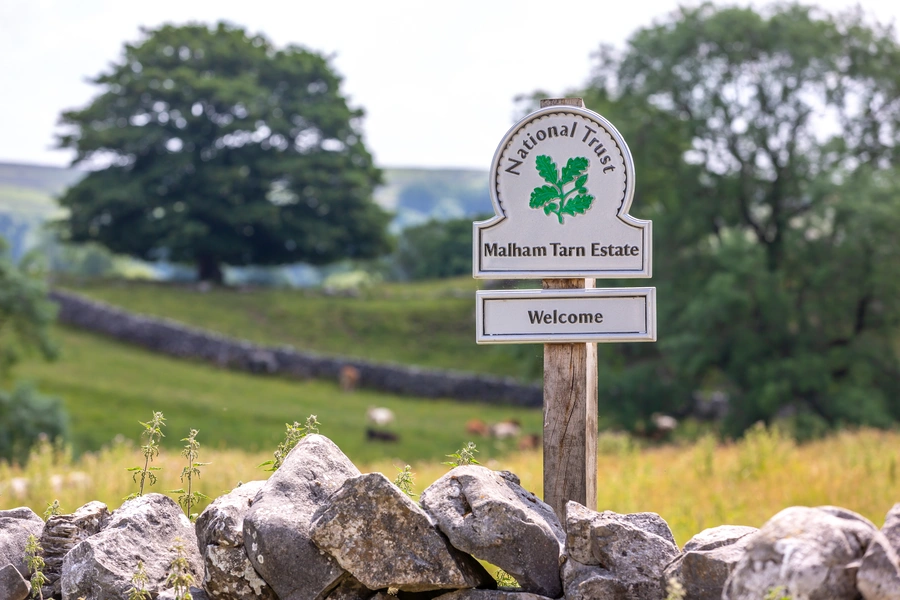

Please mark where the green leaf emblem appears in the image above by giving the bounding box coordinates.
[530,185,559,208]
[529,155,594,223]
[535,155,559,185]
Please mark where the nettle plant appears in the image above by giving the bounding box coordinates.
[25,534,46,600]
[259,414,320,471]
[127,560,151,600]
[529,155,594,224]
[166,538,196,600]
[170,429,209,522]
[443,442,480,467]
[393,464,416,498]
[43,500,61,520]
[126,411,166,500]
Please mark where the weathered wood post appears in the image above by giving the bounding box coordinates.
[473,97,655,520]
[542,276,598,515]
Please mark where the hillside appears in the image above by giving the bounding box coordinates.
[56,277,534,380]
[0,162,82,259]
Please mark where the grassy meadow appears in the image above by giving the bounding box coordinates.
[54,277,537,379]
[2,425,897,547]
[13,325,542,462]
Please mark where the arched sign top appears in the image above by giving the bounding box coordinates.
[473,105,652,279]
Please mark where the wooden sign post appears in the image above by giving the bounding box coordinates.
[473,98,655,519]
[542,275,598,515]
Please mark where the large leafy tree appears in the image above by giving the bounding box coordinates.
[576,3,900,434]
[57,23,391,282]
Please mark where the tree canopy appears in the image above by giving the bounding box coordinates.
[394,217,478,281]
[57,22,391,282]
[575,3,900,435]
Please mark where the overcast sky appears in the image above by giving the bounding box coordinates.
[1,0,897,171]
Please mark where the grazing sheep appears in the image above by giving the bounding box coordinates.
[490,419,521,439]
[366,406,395,427]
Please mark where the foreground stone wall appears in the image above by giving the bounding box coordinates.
[50,290,541,407]
[1,434,898,600]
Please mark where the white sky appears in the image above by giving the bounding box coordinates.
[1,0,897,170]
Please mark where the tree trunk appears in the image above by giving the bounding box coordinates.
[196,255,223,284]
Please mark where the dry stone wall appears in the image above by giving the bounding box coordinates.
[1,434,899,600]
[50,290,542,407]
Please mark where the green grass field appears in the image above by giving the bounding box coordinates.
[13,326,541,463]
[56,277,538,379]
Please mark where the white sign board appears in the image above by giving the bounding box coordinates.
[476,288,656,344]
[473,105,651,279]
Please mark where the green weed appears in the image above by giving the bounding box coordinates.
[125,411,166,500]
[393,464,416,497]
[43,499,61,520]
[259,415,320,471]
[444,442,480,467]
[25,534,46,599]
[165,538,195,600]
[170,429,209,522]
[127,560,151,600]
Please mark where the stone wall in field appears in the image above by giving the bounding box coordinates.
[3,433,897,600]
[49,289,542,407]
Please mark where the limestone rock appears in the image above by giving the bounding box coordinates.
[563,501,678,600]
[243,434,361,600]
[310,472,493,593]
[0,563,30,600]
[882,503,900,545]
[858,504,900,600]
[420,465,564,597]
[435,590,554,599]
[723,505,878,600]
[561,559,628,600]
[61,493,202,599]
[664,525,758,600]
[196,481,276,600]
[682,525,758,553]
[197,480,265,549]
[39,500,110,598]
[203,545,279,600]
[0,507,44,578]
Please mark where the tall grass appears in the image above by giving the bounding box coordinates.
[2,425,897,547]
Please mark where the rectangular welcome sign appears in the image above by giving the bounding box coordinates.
[475,287,656,344]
